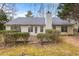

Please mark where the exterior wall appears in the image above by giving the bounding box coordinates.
[67,25,74,35]
[5,26,11,30]
[21,26,45,35]
[55,26,61,32]
[74,23,79,30]
[55,25,74,35]
[73,22,79,33]
[21,26,28,32]
[5,25,74,35]
[5,25,45,35]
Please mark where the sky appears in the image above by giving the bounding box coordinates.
[14,3,59,18]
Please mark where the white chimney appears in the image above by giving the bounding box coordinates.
[45,11,52,29]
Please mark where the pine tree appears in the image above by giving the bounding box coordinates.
[57,3,79,21]
[0,10,8,30]
[25,11,33,17]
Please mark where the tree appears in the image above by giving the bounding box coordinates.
[0,10,8,30]
[38,4,45,17]
[0,3,16,20]
[38,3,55,17]
[0,3,16,30]
[25,11,33,17]
[57,4,73,19]
[57,3,79,20]
[0,10,8,21]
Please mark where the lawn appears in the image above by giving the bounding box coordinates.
[0,42,79,56]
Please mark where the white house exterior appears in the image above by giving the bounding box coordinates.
[5,11,77,35]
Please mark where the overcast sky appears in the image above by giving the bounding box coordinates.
[14,3,59,18]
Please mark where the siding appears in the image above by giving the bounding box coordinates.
[55,25,74,35]
[5,25,74,35]
[5,26,11,30]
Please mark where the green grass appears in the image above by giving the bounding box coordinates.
[0,42,79,56]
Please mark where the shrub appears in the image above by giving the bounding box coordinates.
[13,32,30,40]
[52,30,61,43]
[13,32,30,45]
[0,30,17,34]
[0,30,30,41]
[46,29,53,34]
[0,30,30,47]
[37,33,45,45]
[37,29,61,45]
[4,33,15,47]
[4,32,30,47]
[45,29,61,43]
[0,30,17,46]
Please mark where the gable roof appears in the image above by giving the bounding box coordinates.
[5,17,75,26]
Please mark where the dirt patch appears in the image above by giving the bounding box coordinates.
[62,36,79,47]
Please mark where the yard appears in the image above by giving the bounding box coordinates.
[0,31,79,56]
[0,38,79,56]
[62,36,79,47]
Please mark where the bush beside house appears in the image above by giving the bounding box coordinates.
[13,32,30,45]
[46,29,61,42]
[0,30,30,47]
[37,33,45,45]
[37,29,61,45]
[0,29,61,47]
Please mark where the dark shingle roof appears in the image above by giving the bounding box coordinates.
[52,17,75,25]
[5,17,75,26]
[5,17,45,26]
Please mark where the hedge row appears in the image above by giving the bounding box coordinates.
[0,30,61,46]
[4,32,30,41]
[0,30,30,47]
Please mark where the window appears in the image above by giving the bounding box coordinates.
[35,26,37,33]
[53,26,56,29]
[11,25,21,32]
[61,26,67,32]
[28,26,33,32]
[28,27,30,32]
[40,26,43,32]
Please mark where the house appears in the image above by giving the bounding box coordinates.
[5,11,77,35]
